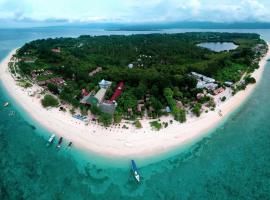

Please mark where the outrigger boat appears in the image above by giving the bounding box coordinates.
[131,160,140,183]
[57,137,63,148]
[68,142,72,148]
[47,134,56,146]
[3,102,9,107]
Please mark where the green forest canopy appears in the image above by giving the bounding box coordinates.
[16,32,267,120]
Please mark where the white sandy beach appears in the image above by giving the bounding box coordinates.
[1,46,270,158]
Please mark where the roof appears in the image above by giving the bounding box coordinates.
[80,94,98,106]
[99,79,112,89]
[110,82,124,102]
[100,102,116,115]
[94,88,107,103]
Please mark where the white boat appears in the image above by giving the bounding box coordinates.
[47,134,56,146]
[57,137,63,148]
[3,102,9,107]
[131,160,140,183]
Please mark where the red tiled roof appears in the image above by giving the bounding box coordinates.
[110,82,124,102]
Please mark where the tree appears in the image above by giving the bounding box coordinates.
[117,91,137,112]
[47,83,59,94]
[192,103,202,117]
[163,88,186,123]
[134,120,142,129]
[99,113,112,127]
[114,111,122,124]
[41,94,59,108]
[90,105,101,116]
[244,76,256,84]
[150,96,163,111]
[134,81,148,99]
[150,85,159,96]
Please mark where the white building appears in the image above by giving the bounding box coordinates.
[128,63,134,69]
[99,79,112,89]
[191,72,215,83]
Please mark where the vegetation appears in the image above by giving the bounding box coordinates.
[99,113,113,127]
[41,94,59,108]
[221,96,227,102]
[150,120,162,131]
[134,120,142,129]
[164,88,186,122]
[15,32,267,122]
[47,83,59,94]
[192,103,202,117]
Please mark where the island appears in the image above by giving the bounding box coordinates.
[0,32,269,157]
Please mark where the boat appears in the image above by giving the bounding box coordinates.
[3,102,9,107]
[57,137,63,148]
[47,134,56,146]
[68,142,72,148]
[131,160,140,183]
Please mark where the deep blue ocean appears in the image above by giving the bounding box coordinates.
[1,27,270,200]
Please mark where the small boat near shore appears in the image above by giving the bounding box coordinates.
[3,102,9,107]
[47,134,56,146]
[131,160,140,183]
[68,142,72,148]
[57,137,63,148]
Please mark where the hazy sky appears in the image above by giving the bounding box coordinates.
[0,0,269,24]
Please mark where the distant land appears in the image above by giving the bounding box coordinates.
[3,21,270,30]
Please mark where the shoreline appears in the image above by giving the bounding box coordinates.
[1,46,270,158]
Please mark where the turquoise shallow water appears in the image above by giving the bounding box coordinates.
[1,28,270,199]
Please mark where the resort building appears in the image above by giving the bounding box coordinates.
[191,72,216,83]
[192,72,218,91]
[224,81,233,87]
[93,88,107,103]
[81,80,124,115]
[109,82,124,102]
[51,47,61,53]
[196,80,218,91]
[99,79,112,89]
[213,87,225,95]
[89,67,102,77]
[100,101,117,115]
[128,63,134,69]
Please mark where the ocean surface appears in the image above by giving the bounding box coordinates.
[1,27,270,200]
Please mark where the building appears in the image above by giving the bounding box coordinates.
[191,72,216,83]
[81,89,89,97]
[94,88,107,103]
[22,57,36,63]
[89,67,102,77]
[51,47,61,53]
[224,81,233,87]
[81,94,99,106]
[213,87,225,95]
[100,101,116,115]
[196,80,218,91]
[110,82,124,102]
[99,79,112,89]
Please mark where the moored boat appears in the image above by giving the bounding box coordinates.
[47,134,56,146]
[68,142,72,148]
[57,137,63,148]
[131,160,140,183]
